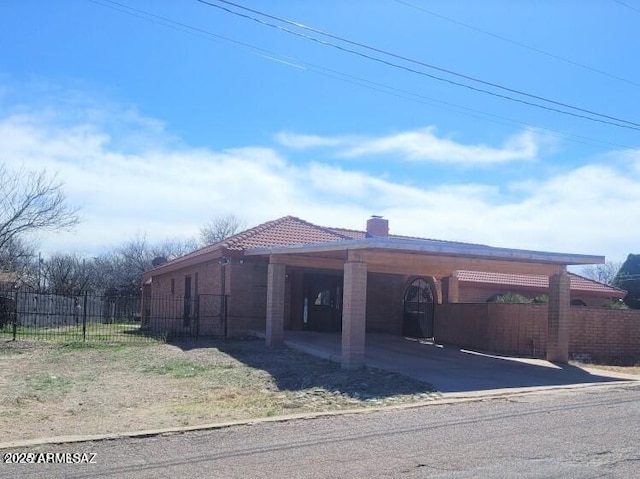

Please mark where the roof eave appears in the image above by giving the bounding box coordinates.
[143,247,225,279]
[245,237,605,266]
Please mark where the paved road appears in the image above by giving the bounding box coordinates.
[2,383,639,478]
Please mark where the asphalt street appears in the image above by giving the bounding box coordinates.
[2,383,639,478]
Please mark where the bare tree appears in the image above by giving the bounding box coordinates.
[92,235,198,295]
[0,236,38,287]
[580,261,622,285]
[152,237,198,260]
[41,253,94,295]
[199,214,244,245]
[0,163,79,252]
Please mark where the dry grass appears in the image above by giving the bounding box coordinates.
[571,361,640,376]
[0,339,438,442]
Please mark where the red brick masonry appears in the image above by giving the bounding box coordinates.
[435,303,640,362]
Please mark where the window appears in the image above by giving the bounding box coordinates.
[314,289,331,306]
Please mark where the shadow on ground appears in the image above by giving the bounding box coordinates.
[171,337,438,400]
[351,333,634,393]
[171,333,636,395]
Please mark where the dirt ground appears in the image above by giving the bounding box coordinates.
[0,339,439,442]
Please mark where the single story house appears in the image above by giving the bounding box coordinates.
[142,216,621,367]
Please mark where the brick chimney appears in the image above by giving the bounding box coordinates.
[366,215,389,237]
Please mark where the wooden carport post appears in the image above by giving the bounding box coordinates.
[547,267,570,362]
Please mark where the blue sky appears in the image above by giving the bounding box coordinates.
[1,0,639,263]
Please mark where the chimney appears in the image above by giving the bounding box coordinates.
[366,215,389,237]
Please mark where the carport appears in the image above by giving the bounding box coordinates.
[280,331,633,393]
[246,233,603,369]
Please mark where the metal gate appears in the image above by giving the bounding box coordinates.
[402,278,435,338]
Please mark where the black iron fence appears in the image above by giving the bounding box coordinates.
[0,290,227,343]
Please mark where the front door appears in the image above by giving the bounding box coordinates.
[303,274,343,332]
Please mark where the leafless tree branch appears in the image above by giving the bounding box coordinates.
[0,163,80,252]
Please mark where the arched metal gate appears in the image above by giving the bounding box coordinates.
[402,278,435,338]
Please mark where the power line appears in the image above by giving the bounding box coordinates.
[613,0,640,14]
[89,0,636,151]
[89,0,276,58]
[197,0,640,131]
[394,0,640,88]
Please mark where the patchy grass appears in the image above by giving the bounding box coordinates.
[144,359,213,378]
[0,322,156,343]
[0,339,439,441]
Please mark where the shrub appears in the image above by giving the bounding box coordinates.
[493,292,530,303]
[604,299,629,310]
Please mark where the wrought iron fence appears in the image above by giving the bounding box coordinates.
[0,290,227,343]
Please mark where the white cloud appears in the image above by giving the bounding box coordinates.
[275,131,349,149]
[1,106,638,265]
[276,127,542,165]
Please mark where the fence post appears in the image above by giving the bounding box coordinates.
[82,291,88,342]
[195,295,200,340]
[12,290,18,341]
[223,295,228,339]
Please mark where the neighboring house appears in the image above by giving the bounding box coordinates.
[455,270,625,307]
[0,271,19,290]
[142,216,621,366]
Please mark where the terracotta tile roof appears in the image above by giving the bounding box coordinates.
[327,228,482,246]
[222,216,353,250]
[327,227,366,240]
[152,216,354,271]
[456,270,626,298]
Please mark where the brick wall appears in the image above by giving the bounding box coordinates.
[570,308,640,362]
[150,260,225,298]
[435,303,640,361]
[148,260,226,337]
[227,260,269,336]
[366,272,408,335]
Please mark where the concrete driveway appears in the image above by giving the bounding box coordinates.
[283,331,637,395]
